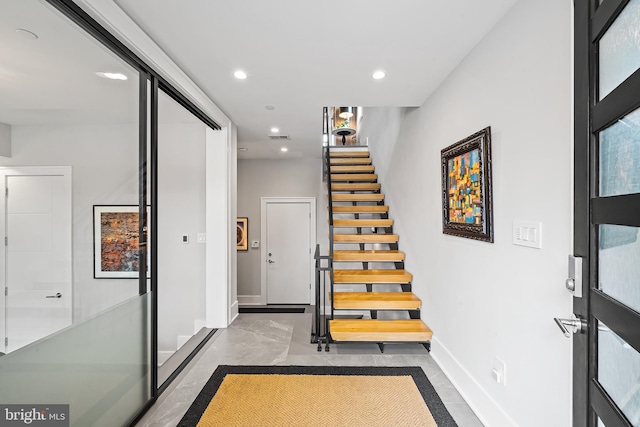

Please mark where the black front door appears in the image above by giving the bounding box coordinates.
[574,0,640,426]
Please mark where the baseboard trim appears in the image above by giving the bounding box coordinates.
[229,300,239,323]
[238,295,263,305]
[431,337,517,427]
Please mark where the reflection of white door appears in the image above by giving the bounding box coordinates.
[0,167,72,353]
[261,198,316,304]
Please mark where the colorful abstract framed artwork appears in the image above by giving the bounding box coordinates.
[93,205,151,278]
[440,127,494,242]
[237,217,248,251]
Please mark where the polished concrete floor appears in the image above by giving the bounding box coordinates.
[135,312,484,426]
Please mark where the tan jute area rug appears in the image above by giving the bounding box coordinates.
[177,366,458,427]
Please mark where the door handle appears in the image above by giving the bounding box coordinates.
[46,292,62,299]
[268,259,275,264]
[554,315,587,337]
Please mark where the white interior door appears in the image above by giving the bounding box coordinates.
[263,199,314,304]
[2,168,72,353]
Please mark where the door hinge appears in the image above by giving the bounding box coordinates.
[4,287,6,296]
[4,187,7,197]
[4,237,6,246]
[4,337,7,347]
[309,212,311,219]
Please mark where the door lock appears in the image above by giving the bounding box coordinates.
[566,255,583,298]
[554,315,587,338]
[268,259,275,264]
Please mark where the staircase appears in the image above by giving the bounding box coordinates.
[326,148,432,353]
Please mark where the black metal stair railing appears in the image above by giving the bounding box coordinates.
[326,144,335,351]
[322,106,329,182]
[310,141,336,352]
[311,244,330,351]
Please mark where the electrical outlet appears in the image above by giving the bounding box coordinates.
[492,357,507,385]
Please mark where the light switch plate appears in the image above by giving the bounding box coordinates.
[197,233,206,244]
[513,221,542,249]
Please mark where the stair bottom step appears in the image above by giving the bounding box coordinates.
[329,319,432,342]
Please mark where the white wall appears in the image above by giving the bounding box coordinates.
[228,125,238,321]
[5,124,140,322]
[205,127,231,327]
[359,0,573,425]
[0,123,10,157]
[157,122,207,352]
[237,157,324,301]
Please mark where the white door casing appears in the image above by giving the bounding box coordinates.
[261,198,316,305]
[0,167,72,353]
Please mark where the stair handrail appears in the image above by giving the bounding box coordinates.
[325,143,335,329]
[322,106,329,182]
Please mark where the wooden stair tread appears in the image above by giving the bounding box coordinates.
[333,250,405,262]
[329,319,432,342]
[332,194,384,202]
[333,219,393,228]
[330,158,372,165]
[330,183,381,192]
[331,165,375,173]
[332,205,388,213]
[332,292,421,310]
[333,234,398,243]
[330,151,370,158]
[331,174,378,182]
[333,269,412,283]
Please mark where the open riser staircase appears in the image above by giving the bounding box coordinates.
[325,148,432,352]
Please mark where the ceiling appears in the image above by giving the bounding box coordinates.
[1,1,518,154]
[0,0,140,126]
[0,0,203,128]
[113,0,518,159]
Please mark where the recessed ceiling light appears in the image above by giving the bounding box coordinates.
[280,147,288,152]
[271,127,279,133]
[234,70,248,80]
[265,105,275,111]
[15,28,38,40]
[96,72,128,81]
[372,70,386,80]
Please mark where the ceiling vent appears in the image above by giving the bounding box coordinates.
[268,135,290,140]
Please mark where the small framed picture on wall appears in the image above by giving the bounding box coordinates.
[237,217,248,251]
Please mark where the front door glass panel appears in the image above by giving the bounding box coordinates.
[597,321,640,425]
[598,224,640,313]
[598,0,640,100]
[598,107,640,197]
